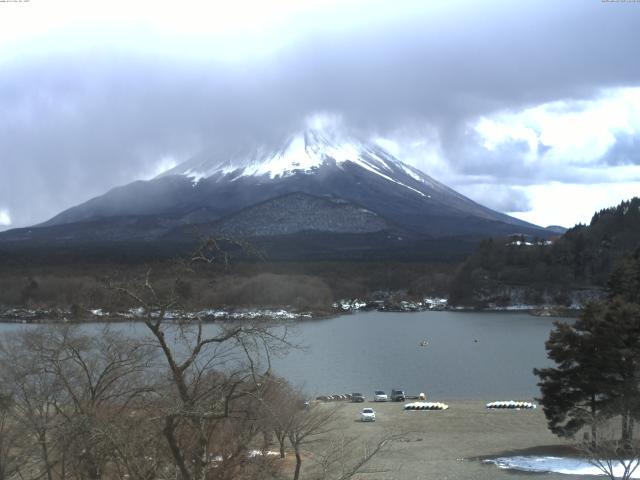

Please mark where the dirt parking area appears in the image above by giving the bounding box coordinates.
[302,400,601,480]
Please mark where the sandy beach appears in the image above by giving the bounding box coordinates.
[301,400,601,480]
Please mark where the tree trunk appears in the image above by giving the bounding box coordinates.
[194,425,208,480]
[621,411,634,448]
[86,461,101,480]
[163,417,191,480]
[591,421,598,448]
[293,445,302,480]
[39,432,54,480]
[279,438,286,459]
[61,447,67,480]
[591,394,598,448]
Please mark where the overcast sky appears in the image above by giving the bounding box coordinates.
[1,0,639,231]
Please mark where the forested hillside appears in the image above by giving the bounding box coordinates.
[449,198,640,307]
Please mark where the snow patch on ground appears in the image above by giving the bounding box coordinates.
[485,456,640,477]
[248,450,279,458]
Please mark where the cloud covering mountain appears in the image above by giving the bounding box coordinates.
[1,0,640,230]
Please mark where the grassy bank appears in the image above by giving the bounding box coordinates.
[301,400,592,480]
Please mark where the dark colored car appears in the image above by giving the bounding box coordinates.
[351,393,365,402]
[390,389,406,402]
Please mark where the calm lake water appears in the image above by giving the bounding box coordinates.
[273,311,561,401]
[0,311,562,401]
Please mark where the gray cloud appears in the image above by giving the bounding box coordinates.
[599,133,640,166]
[442,131,640,188]
[456,184,532,214]
[445,135,537,183]
[1,0,640,229]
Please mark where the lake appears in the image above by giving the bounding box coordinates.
[273,311,561,401]
[0,311,562,401]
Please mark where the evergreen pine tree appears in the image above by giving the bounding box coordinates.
[535,254,640,444]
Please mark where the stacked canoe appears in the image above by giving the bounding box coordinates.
[404,402,449,411]
[486,401,536,409]
[315,394,352,401]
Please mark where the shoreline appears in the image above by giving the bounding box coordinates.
[0,303,582,324]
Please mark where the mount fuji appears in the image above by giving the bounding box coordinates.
[0,128,548,261]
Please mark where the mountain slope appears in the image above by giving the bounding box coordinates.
[1,127,549,260]
[164,192,393,239]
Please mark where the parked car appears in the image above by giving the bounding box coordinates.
[351,393,365,403]
[373,390,388,402]
[390,388,406,402]
[360,408,376,422]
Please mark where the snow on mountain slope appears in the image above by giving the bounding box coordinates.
[153,126,535,230]
[161,128,437,199]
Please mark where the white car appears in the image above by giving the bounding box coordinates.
[360,408,376,422]
[373,390,388,402]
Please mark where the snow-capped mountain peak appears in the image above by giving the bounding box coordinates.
[17,123,547,254]
[160,128,436,198]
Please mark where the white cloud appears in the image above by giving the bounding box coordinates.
[0,1,638,232]
[144,155,179,180]
[0,0,432,63]
[0,209,11,227]
[508,182,640,228]
[474,118,539,156]
[305,112,346,134]
[376,127,451,181]
[464,88,640,226]
[472,87,640,169]
[381,87,640,227]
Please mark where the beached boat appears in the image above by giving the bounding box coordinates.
[486,401,536,409]
[404,401,448,410]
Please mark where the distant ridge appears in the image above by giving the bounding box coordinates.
[545,225,568,234]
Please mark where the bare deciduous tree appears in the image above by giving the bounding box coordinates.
[0,325,158,480]
[0,391,25,480]
[110,244,292,480]
[0,239,395,480]
[258,376,303,459]
[0,330,66,480]
[578,418,640,480]
[286,404,339,480]
[37,326,155,480]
